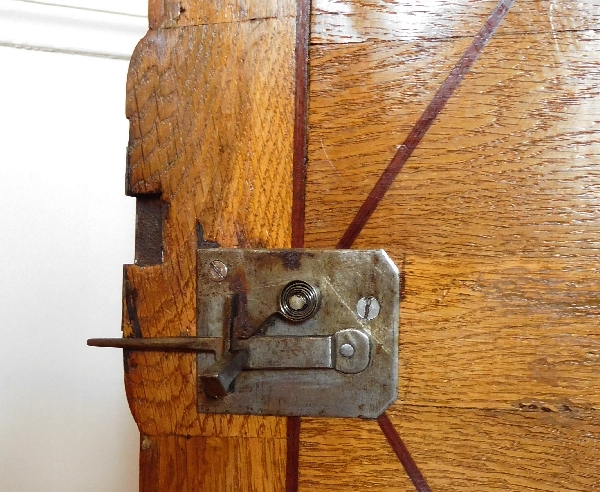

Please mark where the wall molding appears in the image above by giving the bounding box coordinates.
[0,0,148,60]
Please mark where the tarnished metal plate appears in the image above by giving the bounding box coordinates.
[196,249,400,418]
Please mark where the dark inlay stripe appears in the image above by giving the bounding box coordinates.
[288,2,311,491]
[337,0,515,249]
[377,412,432,492]
[286,416,302,492]
[291,0,311,249]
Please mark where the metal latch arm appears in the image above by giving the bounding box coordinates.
[87,337,222,353]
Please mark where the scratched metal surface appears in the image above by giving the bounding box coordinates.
[195,249,400,418]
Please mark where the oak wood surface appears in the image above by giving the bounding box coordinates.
[149,0,295,29]
[125,0,600,490]
[301,407,600,491]
[311,0,600,43]
[302,0,600,490]
[140,435,286,491]
[124,6,296,490]
[305,25,600,410]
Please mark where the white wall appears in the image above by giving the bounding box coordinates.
[0,2,147,490]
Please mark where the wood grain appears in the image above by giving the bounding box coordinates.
[140,434,286,492]
[306,27,600,409]
[126,0,600,489]
[300,406,600,491]
[311,0,600,43]
[125,19,295,437]
[149,0,295,29]
[303,2,600,490]
[336,0,514,248]
[377,412,431,492]
[125,4,297,489]
[298,417,415,491]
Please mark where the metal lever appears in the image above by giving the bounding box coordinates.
[199,351,249,399]
[87,337,247,399]
[87,337,222,353]
[87,329,371,398]
[88,331,370,373]
[235,329,371,374]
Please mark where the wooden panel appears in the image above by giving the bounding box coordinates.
[149,0,295,29]
[306,27,600,409]
[125,5,297,490]
[312,0,600,43]
[125,0,600,489]
[304,2,600,490]
[141,434,286,491]
[300,406,600,491]
[125,19,295,437]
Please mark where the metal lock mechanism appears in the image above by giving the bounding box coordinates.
[89,249,400,418]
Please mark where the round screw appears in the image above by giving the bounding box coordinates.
[208,260,228,281]
[356,296,380,320]
[339,343,355,358]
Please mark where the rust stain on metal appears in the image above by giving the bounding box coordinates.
[230,268,256,339]
[283,251,302,270]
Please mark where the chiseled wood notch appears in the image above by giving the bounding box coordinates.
[124,2,296,489]
[304,0,600,490]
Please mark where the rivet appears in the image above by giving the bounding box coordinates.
[289,294,307,311]
[339,343,355,358]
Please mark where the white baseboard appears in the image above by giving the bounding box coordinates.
[0,0,148,60]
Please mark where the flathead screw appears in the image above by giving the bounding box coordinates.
[356,296,380,320]
[208,260,228,281]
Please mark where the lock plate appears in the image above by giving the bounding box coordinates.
[196,249,400,418]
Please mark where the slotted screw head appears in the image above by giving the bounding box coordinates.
[356,296,380,320]
[208,260,228,281]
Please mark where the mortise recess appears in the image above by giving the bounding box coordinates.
[134,194,164,266]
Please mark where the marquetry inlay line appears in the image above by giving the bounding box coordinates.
[288,1,311,491]
[291,0,311,250]
[336,0,516,250]
[377,412,432,492]
[330,1,516,490]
